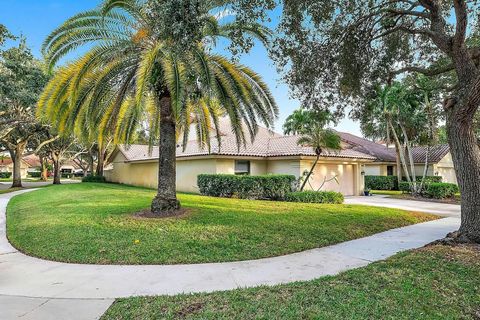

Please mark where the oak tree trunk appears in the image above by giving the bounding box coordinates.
[447,109,480,243]
[151,92,180,214]
[52,155,61,185]
[10,142,26,188]
[39,155,48,181]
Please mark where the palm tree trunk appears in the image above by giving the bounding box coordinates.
[394,141,402,188]
[300,155,320,191]
[95,143,105,177]
[388,121,412,187]
[151,92,180,214]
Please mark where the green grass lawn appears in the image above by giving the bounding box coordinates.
[102,245,480,319]
[7,183,436,265]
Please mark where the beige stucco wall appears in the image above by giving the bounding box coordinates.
[434,152,457,184]
[105,152,218,192]
[267,158,363,196]
[0,162,29,178]
[364,164,381,176]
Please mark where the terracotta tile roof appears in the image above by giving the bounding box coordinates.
[410,144,450,163]
[116,120,450,163]
[336,132,397,162]
[22,154,42,167]
[118,120,377,161]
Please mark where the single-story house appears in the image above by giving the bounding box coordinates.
[106,121,379,195]
[105,121,458,195]
[0,157,30,178]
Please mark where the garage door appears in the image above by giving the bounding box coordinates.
[309,164,355,196]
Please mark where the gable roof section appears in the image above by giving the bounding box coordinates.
[336,132,397,162]
[410,144,450,163]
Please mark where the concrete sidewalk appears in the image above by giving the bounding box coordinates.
[0,190,460,319]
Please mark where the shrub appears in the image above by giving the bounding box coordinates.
[402,176,442,183]
[284,191,344,204]
[197,174,295,200]
[28,171,41,178]
[61,173,73,179]
[82,175,106,183]
[0,172,12,179]
[423,183,459,199]
[399,182,412,193]
[365,176,398,190]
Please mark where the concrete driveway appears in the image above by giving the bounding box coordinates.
[345,194,460,217]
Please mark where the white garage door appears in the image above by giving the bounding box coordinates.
[309,164,355,196]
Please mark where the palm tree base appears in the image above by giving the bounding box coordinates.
[151,195,180,215]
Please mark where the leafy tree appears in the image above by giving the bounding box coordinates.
[240,0,480,243]
[39,0,278,215]
[0,37,49,187]
[36,133,83,185]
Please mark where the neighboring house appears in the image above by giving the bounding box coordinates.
[340,133,456,184]
[106,121,377,196]
[23,154,42,175]
[0,157,30,178]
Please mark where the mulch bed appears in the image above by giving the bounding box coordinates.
[390,194,460,205]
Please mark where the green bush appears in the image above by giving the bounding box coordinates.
[365,176,398,190]
[0,172,12,179]
[423,183,459,199]
[197,174,295,200]
[399,182,412,193]
[82,175,106,183]
[366,175,443,191]
[61,173,73,179]
[28,171,41,178]
[402,176,442,183]
[284,191,344,204]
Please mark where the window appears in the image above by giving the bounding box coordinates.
[235,160,250,175]
[387,165,394,176]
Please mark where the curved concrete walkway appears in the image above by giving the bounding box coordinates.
[1,190,460,319]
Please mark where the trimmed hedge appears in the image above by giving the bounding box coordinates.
[365,176,398,190]
[28,171,41,178]
[284,191,344,204]
[366,175,443,191]
[423,183,459,199]
[197,174,296,200]
[82,175,107,183]
[399,181,411,193]
[0,172,12,179]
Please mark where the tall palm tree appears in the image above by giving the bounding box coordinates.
[38,0,278,215]
[297,127,341,191]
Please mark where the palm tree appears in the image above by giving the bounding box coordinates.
[297,127,341,191]
[283,108,333,135]
[38,0,278,215]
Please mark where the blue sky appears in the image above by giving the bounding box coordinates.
[0,0,361,135]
